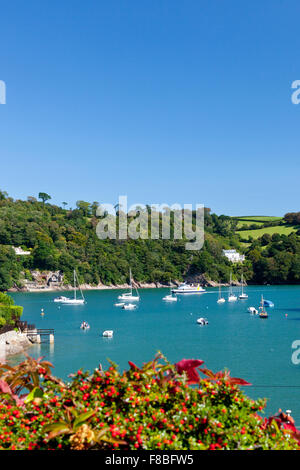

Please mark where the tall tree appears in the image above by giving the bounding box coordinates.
[38,192,51,205]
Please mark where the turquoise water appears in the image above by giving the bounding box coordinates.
[8,285,300,421]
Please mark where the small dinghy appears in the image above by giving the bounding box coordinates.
[263,300,274,307]
[163,294,177,302]
[248,307,258,315]
[114,302,125,307]
[80,321,90,330]
[102,330,113,337]
[197,317,209,325]
[122,303,137,310]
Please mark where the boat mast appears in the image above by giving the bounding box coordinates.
[129,268,132,294]
[74,269,76,300]
[76,270,85,301]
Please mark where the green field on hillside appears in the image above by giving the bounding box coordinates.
[235,216,283,222]
[238,224,298,240]
[236,220,264,229]
[233,216,283,226]
[233,216,283,229]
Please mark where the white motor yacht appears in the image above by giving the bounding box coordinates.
[172,283,205,294]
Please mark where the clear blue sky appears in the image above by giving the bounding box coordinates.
[1,0,299,216]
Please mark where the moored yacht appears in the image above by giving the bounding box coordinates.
[163,283,178,301]
[118,268,140,301]
[172,283,205,294]
[54,270,85,304]
[228,273,237,302]
[259,295,268,318]
[238,273,248,299]
[217,285,226,303]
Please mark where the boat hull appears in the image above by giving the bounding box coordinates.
[118,297,139,301]
[122,304,137,310]
[172,289,205,294]
[163,295,177,301]
[55,299,85,305]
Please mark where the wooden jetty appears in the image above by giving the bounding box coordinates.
[17,321,54,344]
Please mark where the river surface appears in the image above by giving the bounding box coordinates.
[8,285,300,421]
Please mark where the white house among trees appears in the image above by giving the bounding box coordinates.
[222,249,245,263]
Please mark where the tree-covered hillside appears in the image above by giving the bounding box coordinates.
[0,190,244,291]
[0,189,299,291]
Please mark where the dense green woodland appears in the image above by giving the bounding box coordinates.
[0,190,299,291]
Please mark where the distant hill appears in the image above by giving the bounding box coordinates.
[1,190,300,290]
[0,191,244,291]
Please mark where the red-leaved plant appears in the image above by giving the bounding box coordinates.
[0,352,298,450]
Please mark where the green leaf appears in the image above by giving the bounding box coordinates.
[43,422,70,440]
[24,386,44,403]
[73,410,95,430]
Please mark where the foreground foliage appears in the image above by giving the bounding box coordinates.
[0,353,299,450]
[0,292,23,331]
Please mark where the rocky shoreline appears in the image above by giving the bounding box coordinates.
[0,330,33,360]
[8,280,242,293]
[7,270,244,293]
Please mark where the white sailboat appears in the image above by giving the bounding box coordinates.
[163,283,177,302]
[54,270,85,304]
[217,285,225,303]
[238,273,248,299]
[118,269,140,301]
[228,273,237,302]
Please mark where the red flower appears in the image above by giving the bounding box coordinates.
[174,359,204,384]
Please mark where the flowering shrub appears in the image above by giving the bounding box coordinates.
[0,352,299,450]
